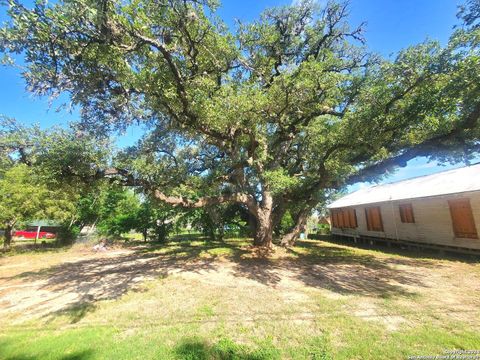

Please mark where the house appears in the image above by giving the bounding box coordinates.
[327,163,480,253]
[318,216,331,226]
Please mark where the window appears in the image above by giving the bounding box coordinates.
[330,208,357,229]
[399,204,415,223]
[365,206,384,232]
[448,199,478,239]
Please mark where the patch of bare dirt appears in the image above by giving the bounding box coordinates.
[351,300,408,331]
[0,242,479,331]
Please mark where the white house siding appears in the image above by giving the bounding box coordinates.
[330,190,480,250]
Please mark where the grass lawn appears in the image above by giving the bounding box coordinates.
[0,236,479,359]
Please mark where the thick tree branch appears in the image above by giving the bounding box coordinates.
[104,167,259,213]
[346,102,480,184]
[153,190,257,210]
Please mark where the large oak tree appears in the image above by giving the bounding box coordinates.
[1,0,479,247]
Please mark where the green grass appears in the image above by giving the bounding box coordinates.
[0,328,285,360]
[1,235,479,359]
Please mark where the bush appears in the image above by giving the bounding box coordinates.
[317,224,331,235]
[56,225,81,245]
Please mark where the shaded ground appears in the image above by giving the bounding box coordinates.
[0,236,479,359]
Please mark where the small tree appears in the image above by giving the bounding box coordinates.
[136,200,178,242]
[95,187,138,236]
[91,186,178,242]
[0,164,76,250]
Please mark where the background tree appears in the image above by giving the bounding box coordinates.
[0,117,111,192]
[85,185,178,242]
[133,199,173,242]
[0,164,77,249]
[1,0,479,248]
[0,117,111,248]
[95,187,140,237]
[187,203,251,241]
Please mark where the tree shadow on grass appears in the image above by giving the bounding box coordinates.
[230,240,439,298]
[313,234,480,262]
[174,338,281,360]
[0,237,448,320]
[52,298,96,323]
[1,239,249,320]
[0,348,95,360]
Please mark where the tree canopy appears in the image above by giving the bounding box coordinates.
[0,164,78,249]
[1,0,479,247]
[0,117,112,248]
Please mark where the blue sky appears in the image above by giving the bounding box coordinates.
[0,0,475,189]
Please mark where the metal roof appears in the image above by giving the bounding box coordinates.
[328,163,480,209]
[26,220,62,227]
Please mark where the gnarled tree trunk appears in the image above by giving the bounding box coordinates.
[151,178,281,248]
[252,191,274,248]
[253,211,273,247]
[247,212,257,239]
[280,208,311,247]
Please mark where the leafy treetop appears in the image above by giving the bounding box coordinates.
[1,0,479,246]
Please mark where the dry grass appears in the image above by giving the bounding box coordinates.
[0,236,479,359]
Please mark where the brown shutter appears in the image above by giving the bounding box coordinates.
[366,206,383,232]
[331,210,337,228]
[348,209,357,228]
[332,210,340,228]
[365,208,372,231]
[339,210,345,228]
[344,209,350,228]
[399,204,415,223]
[341,209,348,228]
[448,199,478,239]
[373,207,384,231]
[333,208,358,229]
